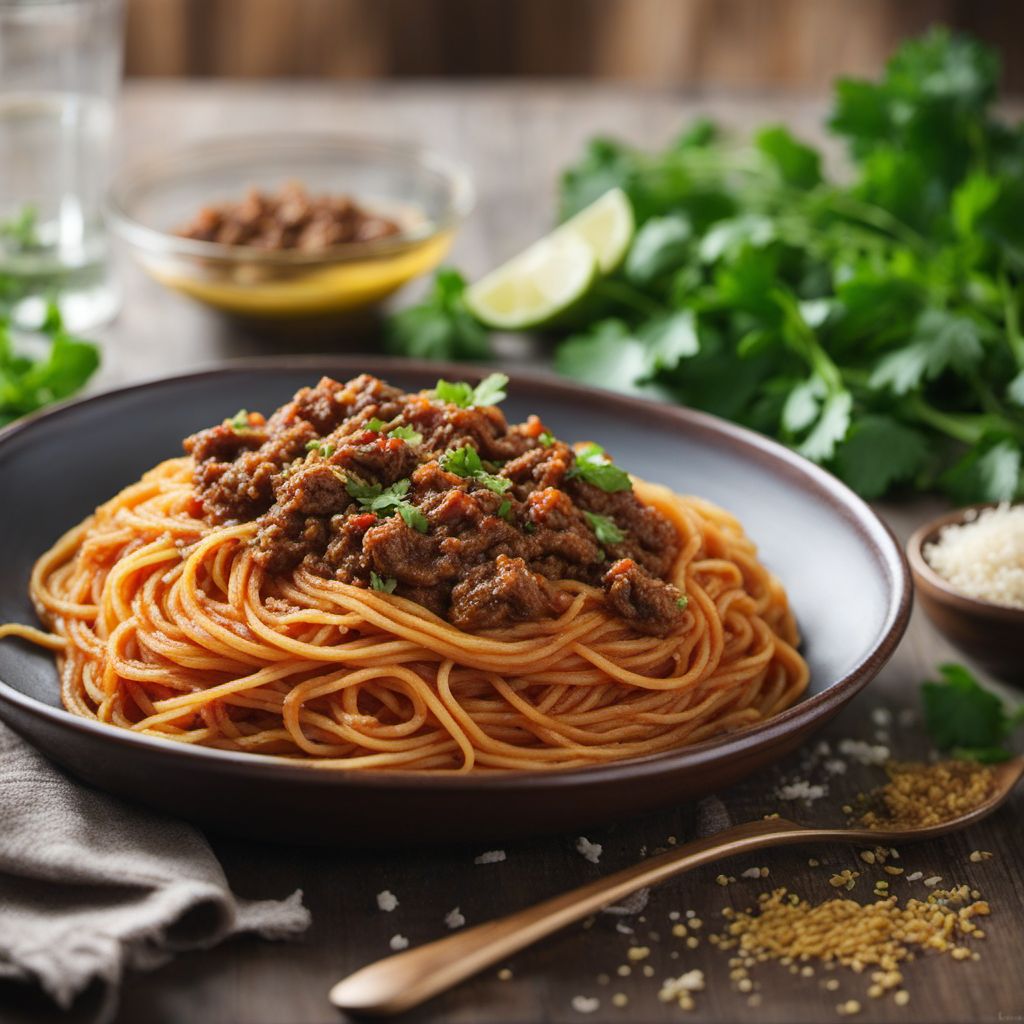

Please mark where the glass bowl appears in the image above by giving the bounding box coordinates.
[108,134,474,318]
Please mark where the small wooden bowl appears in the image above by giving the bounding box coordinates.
[907,503,1024,685]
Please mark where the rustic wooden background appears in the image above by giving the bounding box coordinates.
[124,0,1024,92]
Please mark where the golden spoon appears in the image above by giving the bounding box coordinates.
[329,756,1023,1017]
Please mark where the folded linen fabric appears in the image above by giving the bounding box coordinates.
[0,722,310,1021]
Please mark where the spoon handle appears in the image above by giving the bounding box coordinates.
[329,817,812,1015]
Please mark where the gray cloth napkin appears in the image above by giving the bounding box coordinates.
[0,722,311,1021]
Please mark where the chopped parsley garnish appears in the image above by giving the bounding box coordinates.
[921,663,1024,763]
[676,595,689,610]
[305,439,336,458]
[497,499,512,521]
[389,424,423,444]
[370,571,398,594]
[538,430,555,448]
[439,444,512,494]
[433,372,509,409]
[228,409,252,431]
[345,477,429,533]
[567,443,632,493]
[364,418,424,445]
[584,510,626,546]
[365,418,423,445]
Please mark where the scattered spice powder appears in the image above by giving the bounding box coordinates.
[851,761,995,830]
[714,883,990,1006]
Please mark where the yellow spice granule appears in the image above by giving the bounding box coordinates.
[853,761,995,830]
[715,885,989,999]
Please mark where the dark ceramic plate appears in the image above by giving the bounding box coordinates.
[0,359,911,846]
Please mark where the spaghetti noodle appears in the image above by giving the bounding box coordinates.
[1,375,808,771]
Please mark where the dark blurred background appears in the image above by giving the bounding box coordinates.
[123,0,1024,91]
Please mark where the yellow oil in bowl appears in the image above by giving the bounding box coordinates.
[147,229,453,318]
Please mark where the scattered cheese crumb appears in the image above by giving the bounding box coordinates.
[627,946,650,962]
[474,849,506,865]
[658,969,706,1003]
[571,995,600,1014]
[376,890,398,912]
[611,992,628,1008]
[924,875,943,887]
[838,739,890,766]
[906,871,923,881]
[872,708,893,727]
[444,906,465,929]
[969,850,993,863]
[776,780,827,801]
[615,922,634,935]
[497,967,513,981]
[741,867,762,879]
[924,503,1024,607]
[389,934,409,951]
[576,836,603,864]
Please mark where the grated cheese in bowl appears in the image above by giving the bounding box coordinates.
[923,503,1024,608]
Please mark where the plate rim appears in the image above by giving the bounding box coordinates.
[0,355,913,790]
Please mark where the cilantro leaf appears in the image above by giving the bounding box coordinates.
[497,499,512,521]
[833,415,930,497]
[624,214,692,286]
[345,477,428,533]
[389,424,422,444]
[385,268,490,360]
[305,439,336,458]
[439,444,511,493]
[797,390,853,463]
[0,306,100,425]
[755,125,822,189]
[538,431,555,448]
[676,595,689,610]
[370,571,398,594]
[942,436,1022,504]
[870,309,986,395]
[921,662,1020,761]
[433,372,509,409]
[583,510,626,546]
[567,443,632,493]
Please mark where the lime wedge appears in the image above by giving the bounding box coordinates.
[466,188,634,330]
[552,186,634,273]
[465,233,597,331]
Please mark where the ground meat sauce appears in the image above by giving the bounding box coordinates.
[183,375,685,635]
[175,181,401,251]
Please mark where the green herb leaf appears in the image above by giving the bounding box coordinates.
[567,443,632,493]
[676,595,689,610]
[370,571,398,594]
[433,372,509,410]
[584,510,626,546]
[497,499,512,521]
[305,439,336,457]
[389,424,423,444]
[384,268,491,360]
[921,663,1021,760]
[229,410,251,431]
[439,444,512,493]
[833,415,929,498]
[345,477,428,533]
[538,430,555,448]
[365,417,388,432]
[625,214,692,286]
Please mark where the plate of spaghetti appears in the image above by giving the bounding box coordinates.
[0,359,909,844]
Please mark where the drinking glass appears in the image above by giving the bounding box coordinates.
[0,0,123,330]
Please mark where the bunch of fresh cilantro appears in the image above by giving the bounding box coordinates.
[388,28,1024,503]
[921,663,1023,762]
[0,304,100,428]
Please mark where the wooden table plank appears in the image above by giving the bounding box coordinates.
[11,82,1024,1024]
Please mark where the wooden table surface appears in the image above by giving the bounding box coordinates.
[13,81,1024,1024]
